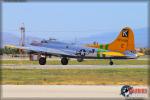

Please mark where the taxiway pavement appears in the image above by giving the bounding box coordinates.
[2,85,148,98]
[1,65,148,69]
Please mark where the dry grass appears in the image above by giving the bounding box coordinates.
[2,68,148,85]
[1,59,148,65]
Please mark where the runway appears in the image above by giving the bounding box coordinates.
[2,85,148,99]
[2,65,148,69]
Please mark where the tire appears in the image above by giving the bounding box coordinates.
[109,61,113,65]
[39,57,46,65]
[61,57,68,65]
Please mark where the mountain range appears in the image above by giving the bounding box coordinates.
[79,28,148,48]
[1,28,148,48]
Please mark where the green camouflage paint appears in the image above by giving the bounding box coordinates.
[97,48,100,58]
[100,44,103,49]
[105,44,109,50]
[97,44,109,58]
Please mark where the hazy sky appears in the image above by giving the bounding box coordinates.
[2,2,148,41]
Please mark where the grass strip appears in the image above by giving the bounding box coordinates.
[2,68,148,85]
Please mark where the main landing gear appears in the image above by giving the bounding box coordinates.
[39,56,69,65]
[39,57,46,65]
[61,57,68,65]
[109,59,114,65]
[38,56,113,65]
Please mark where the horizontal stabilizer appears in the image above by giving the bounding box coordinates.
[137,52,144,56]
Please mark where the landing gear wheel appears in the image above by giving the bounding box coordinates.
[39,57,46,65]
[109,61,114,65]
[61,57,68,65]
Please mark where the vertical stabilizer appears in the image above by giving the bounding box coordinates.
[108,27,135,52]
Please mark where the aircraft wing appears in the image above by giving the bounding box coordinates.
[5,44,76,57]
[101,51,125,57]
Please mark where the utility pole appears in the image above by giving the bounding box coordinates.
[19,23,25,57]
[20,23,25,46]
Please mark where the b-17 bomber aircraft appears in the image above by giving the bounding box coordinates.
[6,27,144,65]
